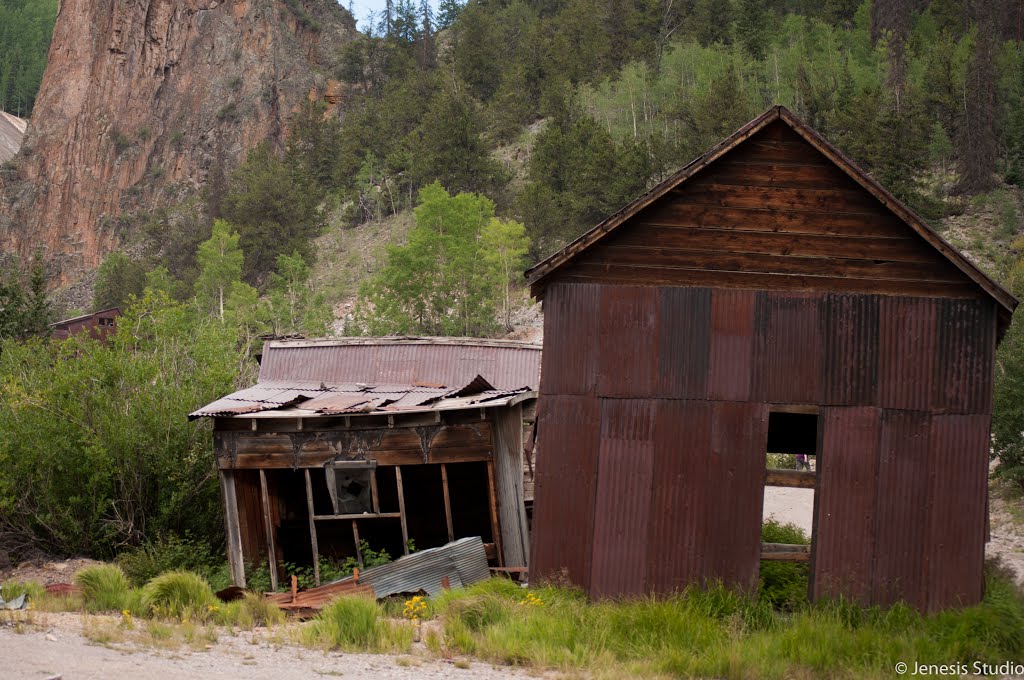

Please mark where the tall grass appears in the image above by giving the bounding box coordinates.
[142,570,218,620]
[430,575,1024,679]
[75,564,137,613]
[303,595,413,653]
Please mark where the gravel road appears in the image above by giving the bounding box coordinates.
[0,613,530,680]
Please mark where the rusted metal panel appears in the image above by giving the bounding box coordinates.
[646,400,712,592]
[753,293,822,404]
[924,414,989,611]
[657,287,711,399]
[259,339,542,391]
[708,288,755,401]
[590,400,655,598]
[877,298,938,411]
[529,395,601,590]
[821,295,879,406]
[872,409,931,609]
[597,286,659,397]
[705,401,767,592]
[933,300,996,414]
[539,282,600,395]
[813,407,881,604]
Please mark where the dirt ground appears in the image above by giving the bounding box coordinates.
[0,612,532,680]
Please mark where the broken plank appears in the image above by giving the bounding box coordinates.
[765,469,816,488]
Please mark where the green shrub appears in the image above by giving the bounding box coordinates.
[117,534,225,588]
[759,519,810,611]
[76,564,134,613]
[142,570,218,620]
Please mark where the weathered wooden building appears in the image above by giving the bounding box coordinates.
[49,307,120,341]
[526,106,1017,612]
[192,337,541,589]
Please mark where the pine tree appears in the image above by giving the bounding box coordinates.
[956,23,998,193]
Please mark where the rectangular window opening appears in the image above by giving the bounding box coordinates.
[761,409,818,607]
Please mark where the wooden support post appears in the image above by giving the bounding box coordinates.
[219,470,246,588]
[304,468,321,586]
[396,466,410,555]
[370,468,380,513]
[490,404,529,568]
[441,463,455,543]
[352,519,363,568]
[486,460,504,566]
[259,470,279,592]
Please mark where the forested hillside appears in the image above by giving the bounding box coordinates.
[0,0,58,117]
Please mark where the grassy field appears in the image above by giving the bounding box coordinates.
[3,555,1023,679]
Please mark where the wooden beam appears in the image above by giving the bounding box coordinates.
[312,512,403,521]
[490,404,529,568]
[259,470,279,592]
[369,468,380,513]
[765,469,816,488]
[304,469,321,587]
[219,471,246,588]
[486,460,504,566]
[761,542,811,561]
[395,467,409,555]
[441,463,454,543]
[352,520,363,568]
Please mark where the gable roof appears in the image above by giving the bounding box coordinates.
[525,105,1017,329]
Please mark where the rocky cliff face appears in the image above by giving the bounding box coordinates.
[0,0,355,287]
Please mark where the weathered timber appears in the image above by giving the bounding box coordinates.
[259,470,279,591]
[220,471,246,587]
[304,469,320,587]
[441,463,454,543]
[765,469,816,488]
[761,543,811,562]
[491,404,530,568]
[395,467,410,556]
[486,460,504,566]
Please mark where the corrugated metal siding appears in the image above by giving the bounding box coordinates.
[814,407,880,604]
[872,409,931,609]
[540,283,600,395]
[590,400,655,598]
[877,298,938,410]
[708,289,755,401]
[259,342,542,391]
[597,286,659,397]
[924,414,989,611]
[934,299,996,414]
[753,293,822,404]
[705,401,766,591]
[646,400,712,592]
[657,287,711,399]
[530,395,601,589]
[822,295,879,405]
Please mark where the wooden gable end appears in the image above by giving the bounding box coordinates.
[548,120,982,301]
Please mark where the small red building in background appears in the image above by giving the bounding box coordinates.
[49,307,120,341]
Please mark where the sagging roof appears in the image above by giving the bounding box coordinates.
[525,105,1017,326]
[189,376,534,420]
[49,307,121,329]
[258,336,542,390]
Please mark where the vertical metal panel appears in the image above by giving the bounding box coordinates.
[871,409,931,609]
[822,294,879,406]
[877,298,938,411]
[933,299,996,414]
[529,394,601,589]
[590,400,655,598]
[646,400,713,593]
[753,293,822,404]
[813,407,880,604]
[708,289,755,401]
[540,283,600,395]
[924,414,989,611]
[704,401,767,592]
[597,286,659,397]
[657,287,711,399]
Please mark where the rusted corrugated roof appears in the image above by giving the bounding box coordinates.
[190,377,532,419]
[258,337,542,390]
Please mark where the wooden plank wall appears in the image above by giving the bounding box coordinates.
[552,121,981,301]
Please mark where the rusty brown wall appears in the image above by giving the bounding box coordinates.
[531,281,997,609]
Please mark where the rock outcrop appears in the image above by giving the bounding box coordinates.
[0,0,355,286]
[0,112,27,165]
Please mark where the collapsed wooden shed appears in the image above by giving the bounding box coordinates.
[525,105,1017,612]
[192,337,541,589]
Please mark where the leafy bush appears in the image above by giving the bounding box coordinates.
[75,564,134,613]
[117,534,226,588]
[759,519,810,612]
[142,570,218,620]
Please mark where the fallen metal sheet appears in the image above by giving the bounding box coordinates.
[0,593,27,610]
[360,536,490,599]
